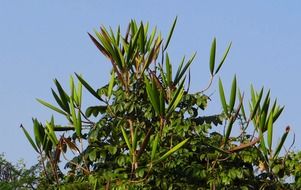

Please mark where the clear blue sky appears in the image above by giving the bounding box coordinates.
[1,1,301,165]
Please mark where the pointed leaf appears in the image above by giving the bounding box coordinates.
[120,126,132,153]
[229,75,237,112]
[209,38,216,75]
[267,113,273,152]
[273,126,290,159]
[215,42,232,75]
[156,138,189,162]
[20,125,39,153]
[107,70,115,98]
[75,73,103,101]
[163,17,177,51]
[250,87,264,120]
[218,78,228,116]
[37,98,67,116]
[151,134,160,160]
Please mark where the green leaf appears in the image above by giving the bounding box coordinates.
[20,125,39,153]
[54,79,70,113]
[218,78,228,116]
[215,42,232,75]
[166,79,185,115]
[165,53,172,86]
[145,76,160,114]
[238,90,247,120]
[209,38,216,75]
[120,125,132,153]
[70,100,81,138]
[259,127,268,159]
[273,106,284,123]
[88,33,111,60]
[77,76,83,106]
[156,138,189,163]
[273,126,290,159]
[229,75,237,112]
[36,98,67,116]
[151,134,160,161]
[173,53,196,86]
[33,119,44,148]
[224,117,235,145]
[250,87,264,120]
[51,89,68,113]
[107,70,115,98]
[75,73,103,102]
[267,113,273,152]
[164,16,177,51]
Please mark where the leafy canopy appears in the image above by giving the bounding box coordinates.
[22,18,300,189]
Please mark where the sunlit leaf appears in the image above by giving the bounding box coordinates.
[37,98,67,116]
[209,38,216,75]
[229,75,237,112]
[218,78,228,116]
[215,42,232,75]
[20,125,39,153]
[163,16,177,51]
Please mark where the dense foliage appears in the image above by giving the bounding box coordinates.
[0,153,40,189]
[21,19,301,189]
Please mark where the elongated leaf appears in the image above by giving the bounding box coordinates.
[159,91,165,116]
[77,76,83,106]
[173,53,196,86]
[259,128,268,159]
[218,79,228,116]
[138,23,145,53]
[273,106,284,123]
[133,126,138,150]
[174,56,185,84]
[209,38,216,75]
[229,75,237,112]
[33,119,44,148]
[204,142,230,154]
[163,17,177,51]
[20,125,39,153]
[273,126,290,159]
[156,138,189,162]
[88,33,111,60]
[151,134,160,160]
[267,113,273,152]
[51,89,68,113]
[70,76,75,100]
[107,70,115,98]
[54,79,70,113]
[75,73,103,101]
[165,53,172,86]
[145,76,160,114]
[166,79,185,115]
[215,42,232,75]
[224,117,235,145]
[37,98,67,116]
[70,100,81,137]
[120,126,132,153]
[238,90,247,120]
[250,87,264,120]
[63,137,80,153]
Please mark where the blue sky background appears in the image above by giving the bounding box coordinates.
[1,1,301,165]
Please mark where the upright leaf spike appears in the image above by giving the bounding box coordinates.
[209,38,216,75]
[164,17,177,51]
[215,42,232,75]
[218,78,228,116]
[229,75,237,112]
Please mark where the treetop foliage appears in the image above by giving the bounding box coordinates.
[21,18,301,189]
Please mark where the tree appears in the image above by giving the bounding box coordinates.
[22,18,301,189]
[0,153,40,189]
